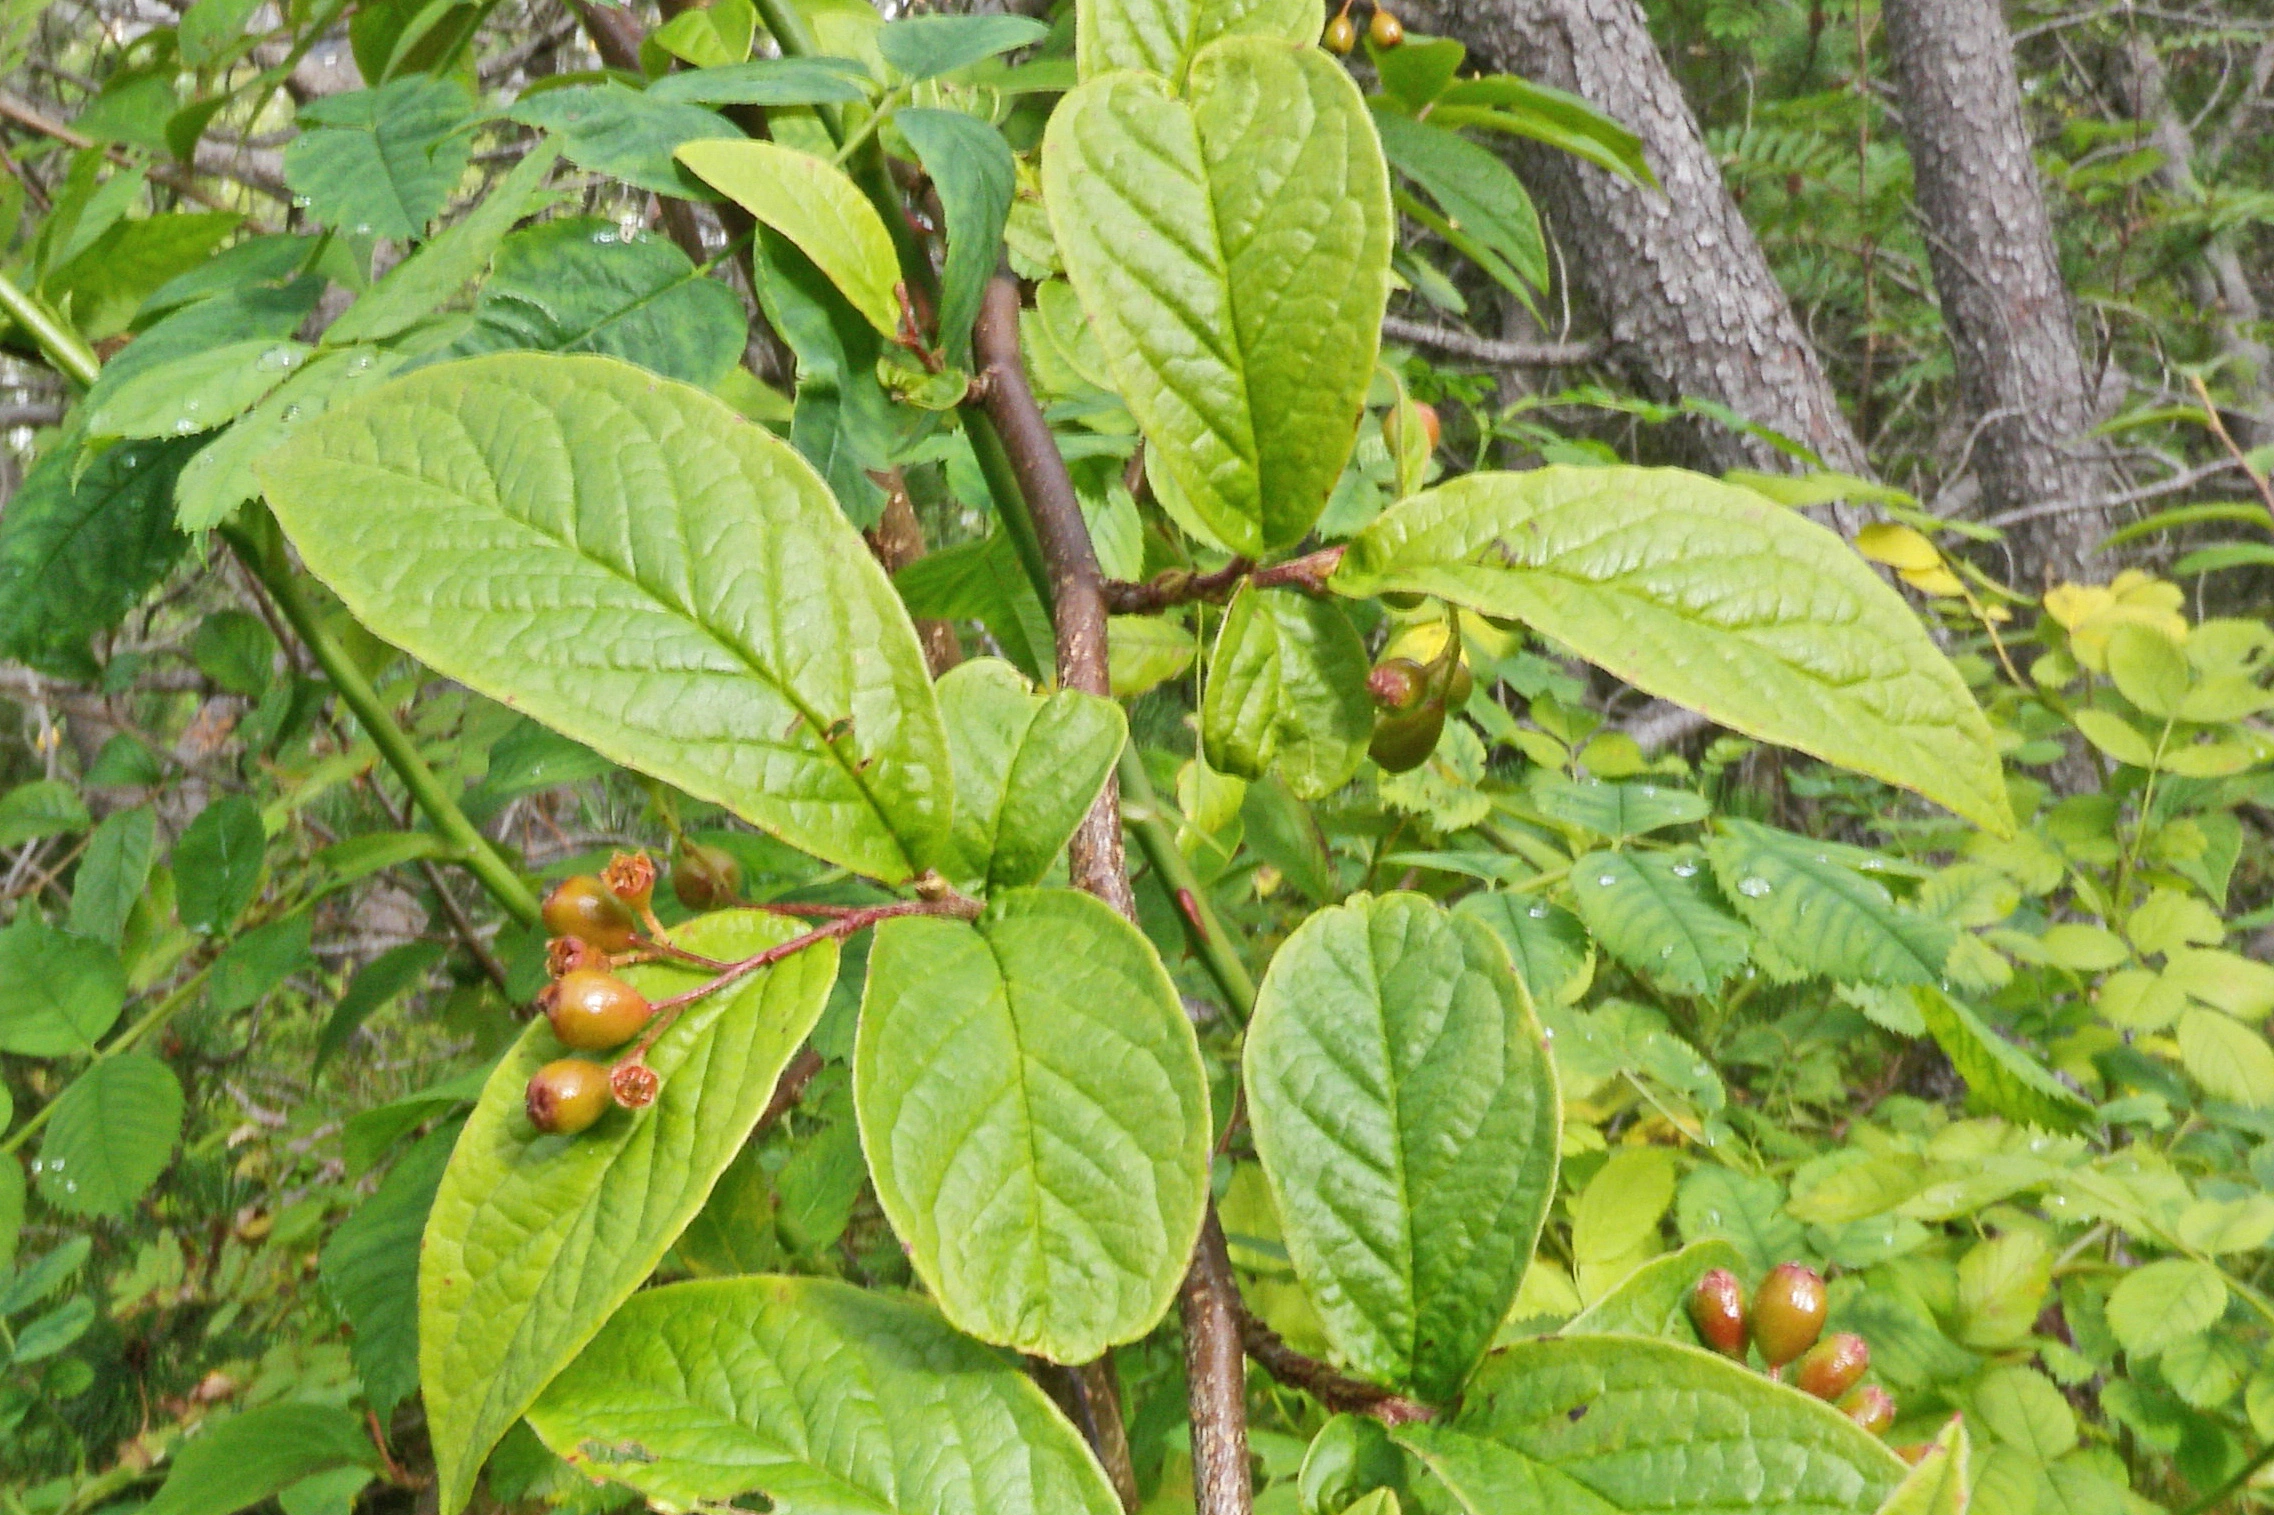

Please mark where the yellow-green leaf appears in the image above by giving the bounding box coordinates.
[675,139,903,336]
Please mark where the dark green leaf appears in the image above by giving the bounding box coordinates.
[507,85,740,199]
[1454,891,1593,1008]
[1569,848,1750,996]
[644,57,872,106]
[1708,821,1955,986]
[1913,987,2094,1133]
[895,109,1014,369]
[189,609,278,698]
[0,779,90,848]
[1528,775,1709,842]
[317,941,445,1071]
[142,1403,380,1515]
[68,804,156,947]
[173,795,267,935]
[0,917,126,1056]
[879,14,1047,80]
[11,1293,94,1364]
[36,1055,185,1217]
[322,1119,457,1418]
[44,213,244,340]
[207,911,314,1014]
[1373,110,1545,294]
[284,76,476,239]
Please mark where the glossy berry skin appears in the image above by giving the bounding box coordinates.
[526,1059,611,1134]
[1443,657,1474,709]
[1322,11,1356,52]
[1688,1268,1749,1358]
[672,841,745,911]
[543,875,638,954]
[1368,657,1429,713]
[1369,700,1445,773]
[1752,1262,1828,1368]
[1384,401,1441,456]
[1794,1333,1870,1402]
[543,970,653,1051]
[1368,6,1404,47]
[1839,1384,1896,1437]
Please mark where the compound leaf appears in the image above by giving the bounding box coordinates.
[1708,820,1954,986]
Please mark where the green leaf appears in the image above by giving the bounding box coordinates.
[0,917,126,1056]
[1569,848,1750,996]
[12,1294,94,1364]
[207,911,315,1014]
[526,1276,1121,1515]
[1373,111,1546,295]
[44,212,245,341]
[0,779,90,848]
[173,794,266,935]
[879,14,1048,80]
[188,609,278,698]
[174,346,412,532]
[283,76,475,240]
[1333,468,2014,835]
[0,435,196,679]
[1111,611,1199,696]
[1453,891,1593,1007]
[36,1054,184,1217]
[257,352,951,883]
[1972,1366,2075,1461]
[2176,1005,2274,1107]
[855,888,1210,1362]
[68,804,155,947]
[1045,39,1392,555]
[179,0,263,66]
[420,910,838,1515]
[1528,775,1709,841]
[0,1236,91,1315]
[645,57,872,107]
[84,338,312,440]
[321,1119,456,1419]
[1873,1417,1968,1515]
[0,1159,21,1276]
[676,139,903,337]
[1247,892,1560,1402]
[936,658,1127,892]
[1076,0,1319,81]
[1912,988,2093,1132]
[1561,1238,1746,1341]
[2106,1258,2227,1356]
[1571,1146,1677,1268]
[1432,75,1654,188]
[748,226,905,528]
[1201,583,1373,799]
[894,109,1014,369]
[1707,821,1954,986]
[142,1404,379,1515]
[508,85,740,200]
[440,216,746,387]
[316,941,445,1072]
[1395,1336,1906,1515]
[1676,1166,1802,1277]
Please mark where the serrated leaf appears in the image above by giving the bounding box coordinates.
[173,794,266,935]
[68,804,155,947]
[207,910,314,1014]
[258,353,950,883]
[283,76,474,239]
[1873,1418,1968,1515]
[894,109,1014,369]
[936,659,1126,892]
[1676,1166,1802,1277]
[1453,891,1593,1007]
[855,889,1209,1362]
[2176,1006,2274,1107]
[1076,0,1318,80]
[1333,468,2013,835]
[320,1119,456,1419]
[1569,848,1749,996]
[84,338,311,440]
[2106,1258,2227,1356]
[1707,820,1955,986]
[1045,39,1391,554]
[419,911,838,1515]
[0,917,124,1056]
[1913,988,2093,1133]
[509,85,740,200]
[36,1054,184,1217]
[1201,583,1373,798]
[142,1404,379,1515]
[1247,892,1560,1402]
[1561,1238,1745,1341]
[1396,1335,1906,1515]
[677,139,902,337]
[526,1276,1121,1515]
[1528,775,1709,841]
[174,346,411,532]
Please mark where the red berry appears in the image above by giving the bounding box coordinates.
[541,970,653,1051]
[1840,1384,1896,1437]
[543,875,638,953]
[526,1059,611,1134]
[1794,1333,1869,1401]
[1689,1267,1749,1358]
[1367,657,1428,713]
[1752,1262,1828,1368]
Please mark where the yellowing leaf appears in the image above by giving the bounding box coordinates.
[675,140,903,336]
[1856,521,1943,572]
[1900,564,1967,598]
[2177,1007,2274,1107]
[2046,571,2188,671]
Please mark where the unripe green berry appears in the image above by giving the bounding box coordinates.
[1839,1384,1896,1437]
[1752,1262,1828,1368]
[1368,6,1404,47]
[543,875,638,953]
[1323,11,1356,52]
[1688,1267,1749,1358]
[542,969,653,1051]
[1369,699,1445,773]
[672,841,745,911]
[1794,1332,1869,1402]
[526,1059,611,1134]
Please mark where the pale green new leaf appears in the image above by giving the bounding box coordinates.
[257,353,951,883]
[1396,1336,1907,1515]
[418,912,838,1515]
[855,889,1210,1363]
[1912,987,2092,1132]
[1246,892,1560,1402]
[35,1054,184,1217]
[1873,1417,1968,1515]
[1201,583,1372,798]
[676,139,903,337]
[2107,1258,2228,1356]
[1076,0,1318,81]
[175,347,410,532]
[1045,39,1391,554]
[527,1276,1121,1515]
[1708,820,1955,986]
[1333,468,2014,835]
[1569,849,1750,996]
[2177,1006,2274,1107]
[936,658,1127,892]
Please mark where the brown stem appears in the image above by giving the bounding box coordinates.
[1183,1213,1254,1515]
[865,474,963,675]
[1234,1298,1435,1426]
[1100,546,1347,614]
[756,1044,824,1131]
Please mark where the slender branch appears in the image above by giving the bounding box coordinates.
[223,513,543,929]
[0,270,98,387]
[2189,373,2274,523]
[1234,1296,1434,1425]
[0,92,266,222]
[1103,559,1252,614]
[1382,314,1606,368]
[1182,1213,1255,1515]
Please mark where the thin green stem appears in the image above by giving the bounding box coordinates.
[0,269,98,387]
[223,512,541,929]
[966,409,1057,613]
[834,85,906,165]
[1117,746,1258,1019]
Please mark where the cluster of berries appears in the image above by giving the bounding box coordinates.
[1690,1264,1900,1439]
[1323,3,1403,53]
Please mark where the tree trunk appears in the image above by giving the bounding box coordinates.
[1881,0,2119,588]
[1386,0,1872,485]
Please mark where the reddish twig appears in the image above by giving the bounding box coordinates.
[1098,545,1348,615]
[1234,1295,1436,1426]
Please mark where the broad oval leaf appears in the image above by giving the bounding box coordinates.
[36,1054,185,1217]
[1201,583,1373,799]
[1333,468,2014,835]
[1398,1335,1906,1515]
[1708,820,1954,986]
[527,1275,1122,1515]
[855,888,1211,1362]
[1076,0,1319,81]
[1045,39,1392,555]
[1569,849,1750,997]
[257,352,951,883]
[419,911,839,1515]
[677,139,903,337]
[142,1402,380,1515]
[174,346,411,532]
[1911,987,2092,1133]
[937,658,1127,892]
[1246,891,1561,1402]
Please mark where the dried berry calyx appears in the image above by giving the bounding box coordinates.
[543,875,639,954]
[611,1059,661,1109]
[1322,10,1356,52]
[526,1059,611,1134]
[603,850,657,913]
[1752,1262,1829,1368]
[1688,1267,1749,1358]
[547,936,604,978]
[1368,5,1404,47]
[1368,657,1429,713]
[672,841,745,911]
[541,969,654,1051]
[1794,1332,1870,1401]
[1839,1384,1896,1437]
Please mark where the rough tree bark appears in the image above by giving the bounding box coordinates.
[1881,0,2120,587]
[1386,0,1872,484]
